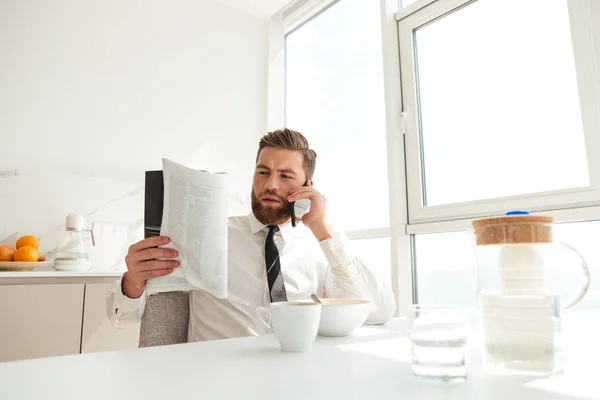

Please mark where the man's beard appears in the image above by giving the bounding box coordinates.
[251,189,291,226]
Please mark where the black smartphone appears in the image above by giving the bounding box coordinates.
[289,182,311,227]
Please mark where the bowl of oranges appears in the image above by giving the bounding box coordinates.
[0,235,52,271]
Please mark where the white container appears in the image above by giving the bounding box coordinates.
[472,211,589,376]
[53,214,94,272]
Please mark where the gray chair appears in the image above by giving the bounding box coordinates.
[138,291,191,347]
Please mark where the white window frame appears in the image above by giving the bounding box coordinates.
[269,0,414,316]
[397,0,600,225]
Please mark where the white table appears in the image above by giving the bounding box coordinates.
[0,319,597,399]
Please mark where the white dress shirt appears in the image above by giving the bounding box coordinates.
[107,213,396,342]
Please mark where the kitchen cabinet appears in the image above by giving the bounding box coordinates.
[0,273,140,362]
[0,284,84,362]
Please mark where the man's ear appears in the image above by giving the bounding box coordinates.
[306,180,313,187]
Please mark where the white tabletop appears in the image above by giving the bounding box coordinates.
[0,318,597,399]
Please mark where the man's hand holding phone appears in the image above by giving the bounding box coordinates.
[287,181,334,241]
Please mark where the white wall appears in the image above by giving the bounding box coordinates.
[0,0,268,270]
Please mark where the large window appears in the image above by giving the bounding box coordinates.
[415,0,588,206]
[278,0,600,313]
[399,0,600,223]
[285,0,389,233]
[400,0,600,311]
[284,0,391,281]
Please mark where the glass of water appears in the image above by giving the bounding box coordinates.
[407,305,472,383]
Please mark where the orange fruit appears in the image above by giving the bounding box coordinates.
[16,235,39,250]
[14,246,39,262]
[0,246,15,261]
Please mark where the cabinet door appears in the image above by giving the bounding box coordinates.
[81,283,140,354]
[0,284,84,362]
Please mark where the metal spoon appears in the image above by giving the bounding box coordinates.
[311,293,322,304]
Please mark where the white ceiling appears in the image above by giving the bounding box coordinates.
[216,0,292,18]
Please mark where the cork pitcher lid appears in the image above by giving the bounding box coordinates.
[472,210,554,245]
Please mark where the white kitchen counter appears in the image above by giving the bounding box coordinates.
[0,318,597,400]
[0,270,123,285]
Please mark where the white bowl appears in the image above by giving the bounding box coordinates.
[317,298,371,337]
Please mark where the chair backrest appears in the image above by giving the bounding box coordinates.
[138,291,191,348]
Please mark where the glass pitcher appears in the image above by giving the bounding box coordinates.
[53,214,95,271]
[471,210,590,376]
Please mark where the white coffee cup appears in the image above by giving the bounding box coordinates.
[257,301,322,352]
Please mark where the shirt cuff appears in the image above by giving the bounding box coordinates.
[114,274,146,315]
[319,232,361,281]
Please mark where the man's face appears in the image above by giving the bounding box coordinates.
[252,147,307,225]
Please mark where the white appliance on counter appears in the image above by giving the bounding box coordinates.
[53,214,95,271]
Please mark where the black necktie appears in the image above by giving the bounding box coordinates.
[265,225,287,302]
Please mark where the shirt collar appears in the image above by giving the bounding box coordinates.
[248,212,294,242]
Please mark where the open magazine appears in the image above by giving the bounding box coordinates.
[144,158,228,299]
